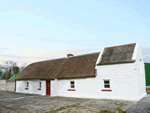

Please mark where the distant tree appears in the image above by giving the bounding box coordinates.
[0,70,2,79]
[12,66,19,75]
[0,71,2,75]
[8,68,13,79]
[0,61,27,79]
[5,61,17,74]
[2,73,6,79]
[0,64,3,79]
[1,60,17,79]
[13,65,20,92]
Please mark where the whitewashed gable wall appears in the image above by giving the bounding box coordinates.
[135,43,146,97]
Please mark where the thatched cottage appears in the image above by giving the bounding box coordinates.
[16,42,147,101]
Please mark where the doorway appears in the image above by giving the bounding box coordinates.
[46,81,50,95]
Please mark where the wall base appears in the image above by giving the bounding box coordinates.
[136,93,147,101]
[58,93,147,101]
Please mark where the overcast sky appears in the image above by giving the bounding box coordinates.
[0,0,150,66]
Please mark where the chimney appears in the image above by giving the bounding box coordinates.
[67,54,74,58]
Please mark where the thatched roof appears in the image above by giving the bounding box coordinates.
[16,52,100,80]
[97,43,136,65]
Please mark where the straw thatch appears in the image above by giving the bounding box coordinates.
[16,52,100,80]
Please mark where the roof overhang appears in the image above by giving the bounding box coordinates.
[97,60,136,66]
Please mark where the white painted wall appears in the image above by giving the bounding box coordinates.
[54,63,140,101]
[0,80,15,92]
[51,79,59,96]
[0,80,7,84]
[135,44,146,97]
[16,80,46,95]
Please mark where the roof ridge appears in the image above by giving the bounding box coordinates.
[28,52,100,65]
[67,52,100,58]
[30,57,66,65]
[105,43,136,49]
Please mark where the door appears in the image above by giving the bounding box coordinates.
[46,81,50,95]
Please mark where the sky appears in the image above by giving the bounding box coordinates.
[0,0,150,66]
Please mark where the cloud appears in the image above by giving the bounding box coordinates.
[143,56,150,63]
[0,46,9,52]
[29,47,102,58]
[142,47,150,63]
[0,54,51,59]
[15,34,22,37]
[39,37,104,47]
[0,54,54,66]
[142,47,150,55]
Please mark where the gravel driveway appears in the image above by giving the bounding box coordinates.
[0,91,149,113]
[126,93,150,113]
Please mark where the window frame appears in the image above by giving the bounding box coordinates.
[70,81,75,89]
[39,81,41,88]
[26,82,29,88]
[103,79,110,89]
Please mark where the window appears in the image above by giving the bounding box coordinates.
[70,81,75,88]
[26,82,29,88]
[39,82,41,88]
[104,80,110,88]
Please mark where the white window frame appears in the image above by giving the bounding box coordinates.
[70,81,75,89]
[26,82,29,88]
[39,81,41,88]
[103,79,110,89]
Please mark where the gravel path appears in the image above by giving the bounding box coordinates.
[126,93,150,113]
[1,91,148,113]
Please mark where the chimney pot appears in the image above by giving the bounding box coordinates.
[67,54,74,57]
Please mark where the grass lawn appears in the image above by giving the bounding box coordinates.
[146,88,150,91]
